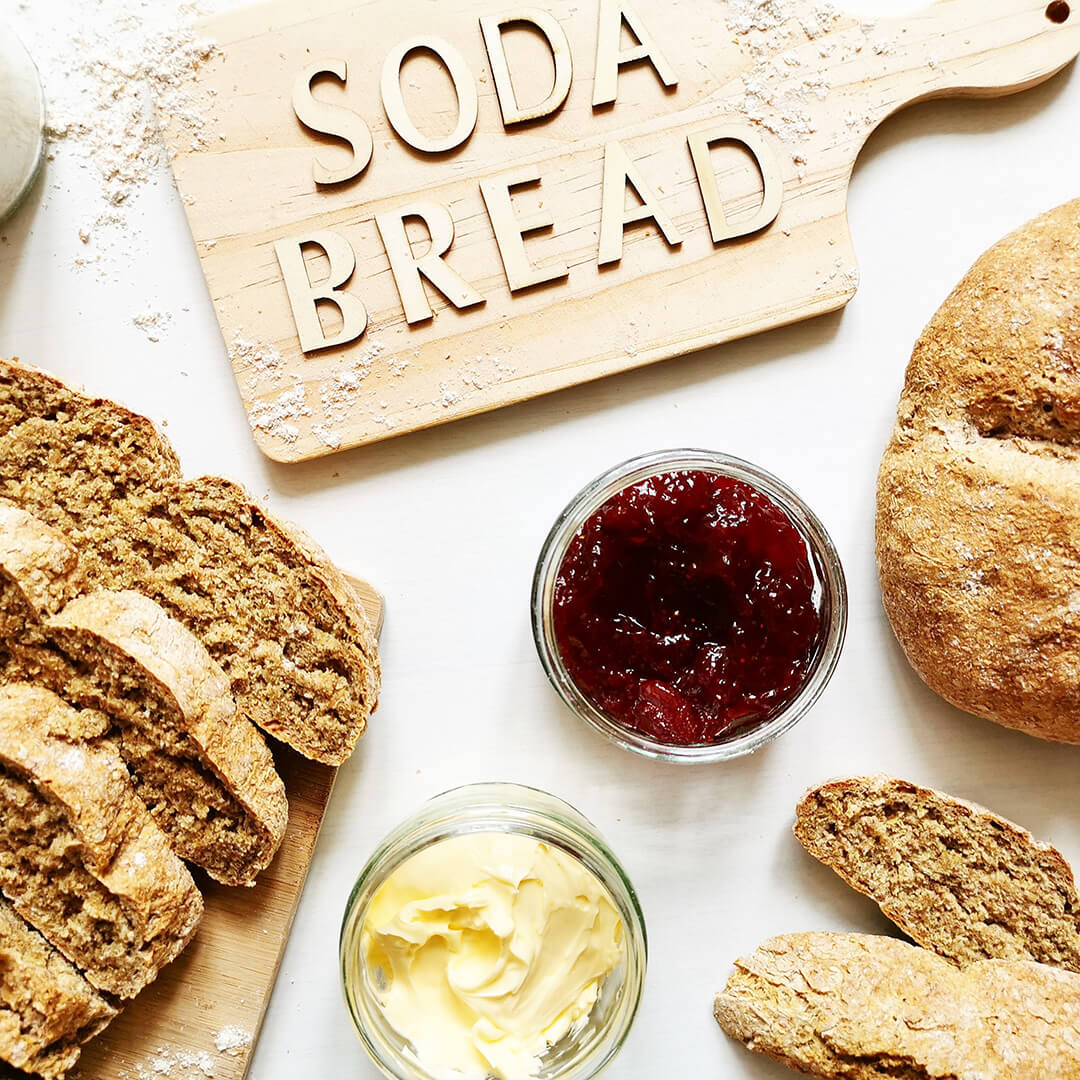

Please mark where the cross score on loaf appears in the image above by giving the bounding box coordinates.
[161,0,1080,460]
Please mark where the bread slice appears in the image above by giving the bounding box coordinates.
[0,506,289,886]
[44,591,289,887]
[715,932,1080,1079]
[0,684,203,999]
[0,501,81,640]
[794,775,1080,971]
[0,359,379,765]
[0,897,116,1080]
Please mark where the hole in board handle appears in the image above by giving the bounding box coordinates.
[1047,2,1070,23]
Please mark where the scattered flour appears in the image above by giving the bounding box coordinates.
[3,0,219,336]
[132,309,174,342]
[214,1026,253,1055]
[249,384,311,446]
[128,1045,216,1079]
[26,0,218,216]
[728,0,791,36]
[230,334,287,394]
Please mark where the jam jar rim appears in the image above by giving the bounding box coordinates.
[339,782,648,1080]
[530,448,848,764]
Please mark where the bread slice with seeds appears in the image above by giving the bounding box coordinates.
[0,897,116,1080]
[0,505,288,886]
[0,358,379,765]
[794,775,1080,971]
[715,932,1080,1079]
[0,684,203,999]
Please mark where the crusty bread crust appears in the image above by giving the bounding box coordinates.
[877,199,1080,742]
[794,775,1080,971]
[0,359,379,764]
[0,897,116,1079]
[0,685,203,999]
[715,932,1080,1079]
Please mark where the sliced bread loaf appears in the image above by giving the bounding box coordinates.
[0,359,379,765]
[794,775,1080,971]
[715,932,1080,1079]
[0,897,116,1080]
[0,684,203,999]
[0,507,289,886]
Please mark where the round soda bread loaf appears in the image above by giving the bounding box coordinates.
[877,199,1080,742]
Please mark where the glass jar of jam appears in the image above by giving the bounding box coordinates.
[531,450,847,763]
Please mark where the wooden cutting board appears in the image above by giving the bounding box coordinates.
[56,577,384,1080]
[162,0,1080,462]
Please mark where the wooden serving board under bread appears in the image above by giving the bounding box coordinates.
[36,578,383,1080]
[162,0,1080,462]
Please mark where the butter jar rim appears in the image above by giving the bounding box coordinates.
[340,782,648,1080]
[530,448,848,764]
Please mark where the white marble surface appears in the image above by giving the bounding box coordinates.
[2,1,1079,1077]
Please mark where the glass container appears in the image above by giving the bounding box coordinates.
[531,449,847,763]
[341,783,647,1080]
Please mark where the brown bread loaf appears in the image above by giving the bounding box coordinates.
[715,932,1080,1079]
[0,684,202,999]
[0,358,379,764]
[0,898,116,1080]
[877,199,1080,742]
[794,775,1080,971]
[0,507,288,886]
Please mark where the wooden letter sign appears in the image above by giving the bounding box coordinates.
[162,0,1080,461]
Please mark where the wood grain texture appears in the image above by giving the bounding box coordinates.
[161,0,1080,461]
[0,583,385,1080]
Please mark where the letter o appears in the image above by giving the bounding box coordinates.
[381,36,478,153]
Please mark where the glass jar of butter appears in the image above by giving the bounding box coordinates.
[341,783,647,1080]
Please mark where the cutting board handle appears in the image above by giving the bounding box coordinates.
[861,0,1079,129]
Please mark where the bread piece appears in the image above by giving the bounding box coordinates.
[794,775,1080,971]
[877,199,1080,742]
[715,932,1080,1079]
[0,502,81,640]
[0,359,379,764]
[0,507,288,886]
[45,592,289,887]
[0,684,202,999]
[0,897,116,1080]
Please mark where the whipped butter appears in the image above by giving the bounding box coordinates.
[358,832,625,1080]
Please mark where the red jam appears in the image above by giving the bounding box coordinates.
[552,470,824,746]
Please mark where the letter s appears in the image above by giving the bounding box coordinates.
[291,60,373,186]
